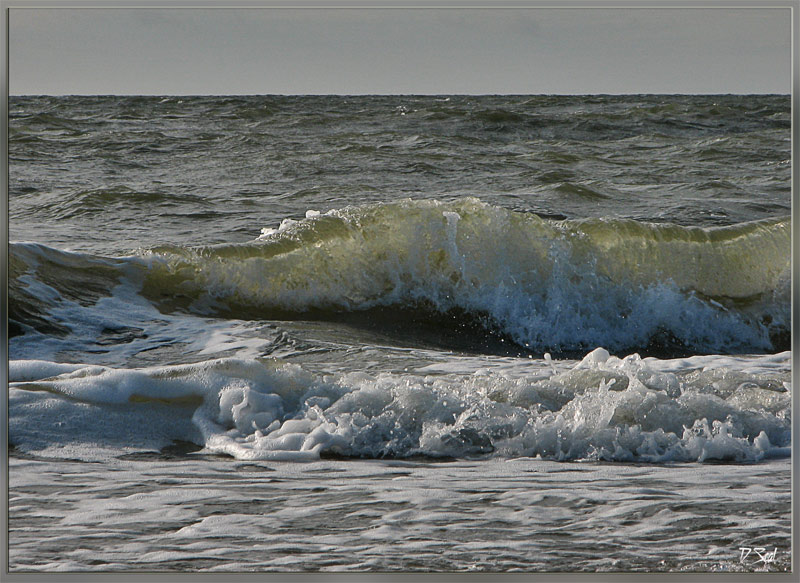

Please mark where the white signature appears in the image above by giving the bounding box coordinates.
[739,547,778,566]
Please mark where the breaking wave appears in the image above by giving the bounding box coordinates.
[8,349,791,463]
[138,198,790,354]
[10,198,790,355]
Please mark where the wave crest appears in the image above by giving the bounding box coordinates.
[140,198,789,354]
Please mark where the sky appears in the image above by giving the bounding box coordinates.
[8,6,793,95]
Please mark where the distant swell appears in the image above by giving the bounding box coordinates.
[10,198,790,355]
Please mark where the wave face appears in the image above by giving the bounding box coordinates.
[9,349,791,463]
[132,198,790,355]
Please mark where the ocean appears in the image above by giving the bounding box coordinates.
[7,94,792,573]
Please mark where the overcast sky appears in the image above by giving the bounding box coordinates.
[8,7,792,95]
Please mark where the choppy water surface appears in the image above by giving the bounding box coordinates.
[8,94,792,573]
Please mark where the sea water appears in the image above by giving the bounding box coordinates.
[7,94,792,572]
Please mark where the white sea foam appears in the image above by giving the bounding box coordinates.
[9,348,790,463]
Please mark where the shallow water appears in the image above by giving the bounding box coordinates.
[7,455,791,573]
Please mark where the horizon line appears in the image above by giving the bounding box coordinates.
[9,91,792,97]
